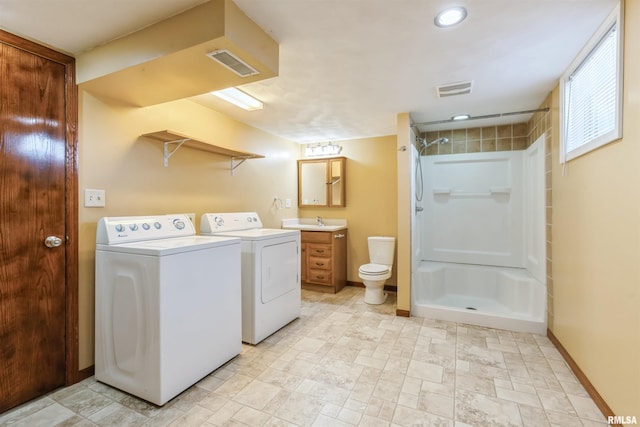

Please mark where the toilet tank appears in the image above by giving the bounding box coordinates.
[368,236,396,266]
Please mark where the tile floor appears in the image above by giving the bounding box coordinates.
[0,287,610,427]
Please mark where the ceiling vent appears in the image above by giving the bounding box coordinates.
[206,49,260,77]
[436,81,473,98]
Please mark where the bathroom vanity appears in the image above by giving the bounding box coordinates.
[282,219,347,293]
[301,230,347,293]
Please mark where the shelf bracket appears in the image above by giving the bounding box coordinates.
[231,156,254,176]
[163,138,189,167]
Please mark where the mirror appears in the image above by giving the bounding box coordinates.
[298,157,346,207]
[299,160,327,205]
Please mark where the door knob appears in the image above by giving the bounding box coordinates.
[44,236,63,248]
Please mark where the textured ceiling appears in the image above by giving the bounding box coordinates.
[0,0,619,143]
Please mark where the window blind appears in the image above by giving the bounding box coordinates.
[564,24,618,156]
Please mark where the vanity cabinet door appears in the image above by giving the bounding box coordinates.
[329,158,345,207]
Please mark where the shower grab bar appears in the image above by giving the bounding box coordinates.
[433,187,511,196]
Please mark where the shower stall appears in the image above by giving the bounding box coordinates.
[410,134,547,334]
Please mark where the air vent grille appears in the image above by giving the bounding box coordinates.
[436,81,473,98]
[206,49,259,77]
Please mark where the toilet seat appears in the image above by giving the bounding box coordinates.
[359,263,390,276]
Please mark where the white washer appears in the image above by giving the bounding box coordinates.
[201,212,301,345]
[95,214,241,406]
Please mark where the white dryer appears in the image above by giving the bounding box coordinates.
[201,212,300,345]
[95,214,241,406]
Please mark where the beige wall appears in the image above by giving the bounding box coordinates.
[396,113,412,313]
[550,0,640,415]
[297,135,398,286]
[78,92,300,369]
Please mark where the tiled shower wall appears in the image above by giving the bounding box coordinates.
[418,98,554,329]
[421,123,529,155]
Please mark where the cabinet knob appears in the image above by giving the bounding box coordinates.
[334,233,345,239]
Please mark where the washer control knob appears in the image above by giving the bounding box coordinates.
[173,219,186,230]
[142,223,150,230]
[154,222,162,230]
[247,217,253,222]
[115,224,125,232]
[129,224,139,231]
[215,216,224,227]
[253,216,258,222]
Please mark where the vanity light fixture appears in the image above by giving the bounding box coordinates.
[211,87,263,111]
[452,114,471,121]
[434,6,468,28]
[305,142,343,157]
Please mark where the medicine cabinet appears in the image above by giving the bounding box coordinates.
[298,157,346,207]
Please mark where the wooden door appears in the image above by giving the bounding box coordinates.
[0,36,76,412]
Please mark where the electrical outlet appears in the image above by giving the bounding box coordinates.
[84,189,105,208]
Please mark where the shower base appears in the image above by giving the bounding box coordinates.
[411,261,546,335]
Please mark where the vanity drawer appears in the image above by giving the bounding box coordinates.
[308,269,332,284]
[308,244,331,257]
[301,231,332,244]
[309,256,331,270]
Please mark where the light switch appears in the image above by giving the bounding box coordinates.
[84,189,105,208]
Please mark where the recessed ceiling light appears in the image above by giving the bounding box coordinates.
[211,87,263,111]
[434,6,468,28]
[452,114,471,121]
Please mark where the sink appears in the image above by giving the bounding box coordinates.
[283,224,345,231]
[281,218,347,231]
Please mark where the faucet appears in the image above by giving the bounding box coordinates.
[316,216,324,226]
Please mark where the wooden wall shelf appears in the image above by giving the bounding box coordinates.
[141,130,264,174]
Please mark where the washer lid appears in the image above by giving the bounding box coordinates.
[359,263,390,275]
[96,235,239,256]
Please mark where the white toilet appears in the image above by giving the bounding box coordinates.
[358,236,396,304]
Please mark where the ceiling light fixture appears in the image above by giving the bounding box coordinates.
[211,87,263,111]
[434,6,468,28]
[452,114,471,121]
[305,142,342,157]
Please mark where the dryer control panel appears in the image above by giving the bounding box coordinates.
[201,212,263,233]
[97,214,195,244]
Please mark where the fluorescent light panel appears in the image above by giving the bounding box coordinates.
[211,87,263,111]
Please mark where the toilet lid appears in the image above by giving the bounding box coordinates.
[359,263,390,275]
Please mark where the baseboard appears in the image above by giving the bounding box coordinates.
[547,329,619,426]
[346,280,397,292]
[77,365,94,382]
[396,309,410,317]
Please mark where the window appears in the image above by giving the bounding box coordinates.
[560,2,623,162]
